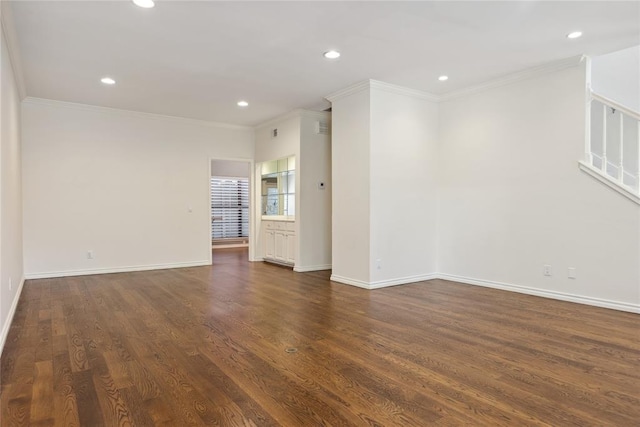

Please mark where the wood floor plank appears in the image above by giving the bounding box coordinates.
[65,317,90,373]
[2,383,32,427]
[73,370,104,427]
[92,370,134,427]
[142,396,178,427]
[118,386,156,427]
[1,248,639,426]
[124,360,161,402]
[30,361,54,422]
[52,351,80,427]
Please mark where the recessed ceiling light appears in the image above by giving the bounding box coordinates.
[567,31,582,39]
[237,100,249,107]
[438,75,449,81]
[132,0,155,8]
[323,50,341,59]
[100,77,116,85]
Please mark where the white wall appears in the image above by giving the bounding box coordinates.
[254,115,300,164]
[22,99,254,278]
[438,62,640,311]
[254,113,300,261]
[329,82,439,287]
[1,13,25,352]
[330,90,372,285]
[369,87,439,285]
[591,45,640,112]
[211,159,249,178]
[297,114,331,271]
[254,110,332,270]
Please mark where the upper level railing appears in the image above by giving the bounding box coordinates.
[581,90,640,204]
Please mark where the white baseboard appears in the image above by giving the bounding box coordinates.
[437,273,640,314]
[24,260,212,280]
[0,276,26,356]
[330,275,371,289]
[369,274,439,289]
[294,264,332,273]
[330,271,639,313]
[330,273,438,290]
[20,262,640,314]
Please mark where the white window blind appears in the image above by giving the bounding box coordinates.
[211,177,249,240]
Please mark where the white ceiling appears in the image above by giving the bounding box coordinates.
[9,1,640,127]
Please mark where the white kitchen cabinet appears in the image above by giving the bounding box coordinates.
[265,230,275,259]
[286,232,296,265]
[274,231,286,260]
[263,220,296,266]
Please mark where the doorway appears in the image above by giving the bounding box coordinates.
[210,159,252,254]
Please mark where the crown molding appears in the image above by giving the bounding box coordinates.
[297,108,331,121]
[325,80,372,103]
[439,55,586,102]
[22,97,254,131]
[325,55,586,106]
[254,108,330,130]
[369,80,439,102]
[1,1,27,99]
[326,79,438,103]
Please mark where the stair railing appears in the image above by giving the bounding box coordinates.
[582,89,640,204]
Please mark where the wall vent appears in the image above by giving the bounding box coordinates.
[315,121,330,135]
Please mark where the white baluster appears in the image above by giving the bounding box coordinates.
[637,120,640,193]
[601,104,607,174]
[585,95,592,164]
[618,114,624,183]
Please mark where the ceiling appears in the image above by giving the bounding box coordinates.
[9,1,640,127]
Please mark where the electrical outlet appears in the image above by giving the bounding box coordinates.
[8,277,12,291]
[568,267,576,279]
[376,259,381,270]
[87,250,94,260]
[543,265,552,277]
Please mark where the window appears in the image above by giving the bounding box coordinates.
[211,177,249,241]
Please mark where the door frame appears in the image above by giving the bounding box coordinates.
[208,157,256,264]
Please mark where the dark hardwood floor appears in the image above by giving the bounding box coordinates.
[1,248,639,426]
